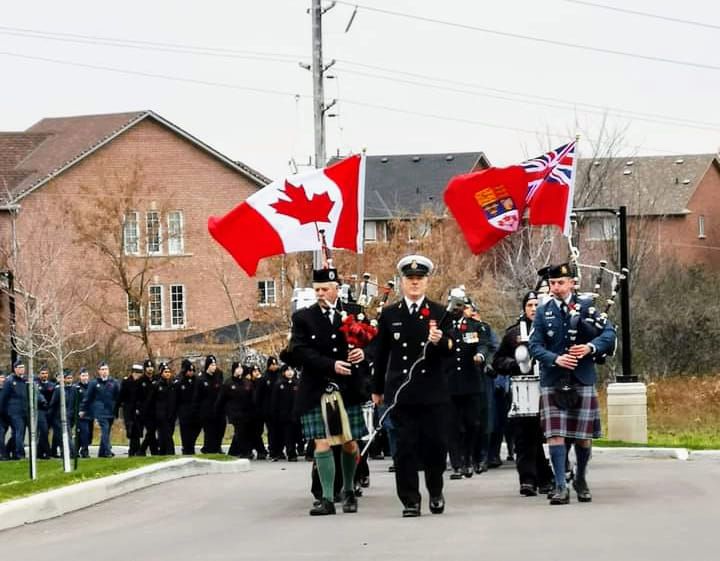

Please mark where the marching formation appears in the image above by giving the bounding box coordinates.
[0,252,617,519]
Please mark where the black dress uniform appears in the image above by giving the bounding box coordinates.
[194,356,225,454]
[370,294,454,514]
[116,368,142,456]
[145,375,176,455]
[216,367,255,458]
[271,368,300,460]
[175,360,201,455]
[136,369,158,455]
[446,313,496,478]
[255,358,281,459]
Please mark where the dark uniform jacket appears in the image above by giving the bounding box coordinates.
[135,375,155,420]
[38,380,56,413]
[369,298,454,406]
[255,369,279,421]
[0,375,46,417]
[291,302,369,416]
[529,294,617,387]
[446,316,497,396]
[174,374,198,421]
[493,318,530,377]
[115,376,140,423]
[194,370,225,420]
[145,378,176,422]
[49,384,79,427]
[271,376,298,423]
[81,377,119,419]
[75,382,91,419]
[215,377,255,423]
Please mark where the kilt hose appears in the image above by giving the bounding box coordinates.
[540,385,602,440]
[301,403,368,441]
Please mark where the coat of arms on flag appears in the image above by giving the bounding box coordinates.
[474,184,520,232]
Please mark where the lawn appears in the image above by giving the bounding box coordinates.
[0,454,230,503]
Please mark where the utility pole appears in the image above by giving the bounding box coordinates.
[309,0,336,269]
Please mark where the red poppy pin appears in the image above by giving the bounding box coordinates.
[420,307,430,319]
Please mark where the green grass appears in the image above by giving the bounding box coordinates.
[0,454,231,503]
[595,430,720,450]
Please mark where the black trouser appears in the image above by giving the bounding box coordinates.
[391,403,449,507]
[125,417,142,456]
[140,418,159,455]
[448,394,485,470]
[250,417,267,457]
[279,419,301,459]
[201,415,226,454]
[37,410,50,458]
[267,418,284,458]
[228,418,252,457]
[510,416,554,487]
[50,414,62,456]
[157,418,176,455]
[178,417,201,455]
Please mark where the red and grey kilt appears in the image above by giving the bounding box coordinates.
[300,403,368,441]
[540,385,602,440]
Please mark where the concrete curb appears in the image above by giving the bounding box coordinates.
[687,450,720,461]
[0,458,250,532]
[592,447,690,460]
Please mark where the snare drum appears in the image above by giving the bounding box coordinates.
[508,375,541,418]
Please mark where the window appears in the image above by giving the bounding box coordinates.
[149,285,163,328]
[170,284,186,328]
[364,221,377,242]
[585,217,617,241]
[258,280,276,305]
[167,211,184,255]
[698,215,706,239]
[146,211,162,255]
[127,296,141,330]
[123,212,140,255]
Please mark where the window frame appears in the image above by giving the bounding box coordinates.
[258,279,277,306]
[127,294,141,331]
[698,215,706,239]
[584,216,618,241]
[148,284,164,329]
[167,210,185,255]
[123,211,140,255]
[146,211,162,256]
[170,284,187,328]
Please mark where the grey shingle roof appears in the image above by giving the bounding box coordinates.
[575,154,719,216]
[362,152,489,219]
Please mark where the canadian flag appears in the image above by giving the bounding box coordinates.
[208,154,365,276]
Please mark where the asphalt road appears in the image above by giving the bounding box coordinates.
[2,455,718,561]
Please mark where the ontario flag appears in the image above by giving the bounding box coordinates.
[208,154,365,276]
[444,141,577,254]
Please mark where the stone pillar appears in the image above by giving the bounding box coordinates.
[606,382,648,443]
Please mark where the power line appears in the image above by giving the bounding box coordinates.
[564,0,720,31]
[1,23,716,132]
[0,51,308,99]
[335,64,720,132]
[0,50,692,156]
[334,0,720,71]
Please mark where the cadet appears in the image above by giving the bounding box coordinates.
[0,360,46,460]
[529,263,616,505]
[215,362,254,458]
[138,359,159,455]
[271,364,301,461]
[75,368,93,458]
[369,255,454,517]
[36,365,56,460]
[49,369,78,458]
[256,356,282,460]
[116,364,144,456]
[445,290,497,480]
[145,362,176,455]
[194,355,225,454]
[80,361,119,458]
[175,359,201,455]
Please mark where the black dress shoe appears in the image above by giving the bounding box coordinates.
[342,491,358,513]
[450,468,463,480]
[463,465,474,478]
[473,461,488,474]
[309,499,336,516]
[520,483,538,496]
[388,464,396,473]
[359,475,370,488]
[402,503,421,518]
[573,477,592,502]
[538,482,554,495]
[429,495,445,514]
[487,458,502,469]
[549,486,570,505]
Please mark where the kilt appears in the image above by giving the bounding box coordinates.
[540,385,602,440]
[300,403,368,441]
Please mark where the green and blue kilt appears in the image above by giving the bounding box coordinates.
[301,403,368,440]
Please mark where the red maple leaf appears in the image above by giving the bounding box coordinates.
[270,180,335,224]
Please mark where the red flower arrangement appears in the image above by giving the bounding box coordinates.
[419,307,430,319]
[339,314,378,348]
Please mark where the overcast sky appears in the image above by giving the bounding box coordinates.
[2,0,719,179]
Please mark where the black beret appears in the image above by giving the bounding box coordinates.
[143,359,154,369]
[522,291,539,309]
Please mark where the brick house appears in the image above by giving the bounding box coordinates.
[0,110,274,362]
[573,154,720,269]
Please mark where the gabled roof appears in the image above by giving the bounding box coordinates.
[179,319,276,345]
[364,152,489,219]
[0,110,270,204]
[575,154,720,216]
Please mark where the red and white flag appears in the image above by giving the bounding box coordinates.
[208,154,365,276]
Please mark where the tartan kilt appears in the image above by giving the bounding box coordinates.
[300,403,368,441]
[540,385,602,440]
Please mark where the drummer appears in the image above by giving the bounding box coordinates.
[492,290,554,497]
